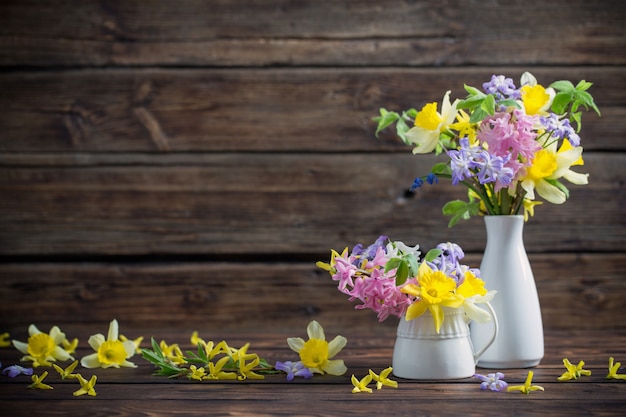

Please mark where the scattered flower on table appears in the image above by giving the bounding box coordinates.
[318,237,493,333]
[28,370,53,390]
[507,371,544,395]
[0,332,11,348]
[287,320,347,376]
[81,319,137,369]
[2,364,33,378]
[351,374,373,393]
[73,374,97,397]
[557,358,591,381]
[141,334,274,381]
[374,72,600,226]
[12,325,75,367]
[369,367,398,389]
[188,365,207,381]
[473,372,508,392]
[52,360,79,379]
[606,357,626,380]
[275,361,313,381]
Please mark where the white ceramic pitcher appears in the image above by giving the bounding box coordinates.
[392,303,498,379]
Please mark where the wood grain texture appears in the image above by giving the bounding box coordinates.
[2,253,624,331]
[0,67,621,152]
[0,0,624,67]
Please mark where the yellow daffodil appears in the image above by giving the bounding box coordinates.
[120,334,144,354]
[369,367,398,389]
[405,90,459,154]
[287,320,347,376]
[0,332,11,348]
[519,72,555,116]
[12,325,74,367]
[81,319,137,369]
[188,365,207,381]
[520,139,588,204]
[28,371,53,390]
[401,262,464,332]
[73,374,97,396]
[351,374,373,393]
[206,355,237,380]
[52,360,79,380]
[456,270,496,323]
[558,358,591,381]
[507,371,544,394]
[607,357,626,380]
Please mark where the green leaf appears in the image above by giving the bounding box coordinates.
[550,80,575,92]
[424,248,442,263]
[405,254,419,276]
[469,107,489,124]
[456,95,485,110]
[498,99,521,109]
[373,108,401,137]
[442,200,480,227]
[479,94,496,116]
[395,262,409,286]
[431,162,450,175]
[551,91,573,114]
[575,80,593,91]
[384,257,402,274]
[463,84,485,96]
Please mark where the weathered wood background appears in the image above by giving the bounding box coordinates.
[1,0,625,333]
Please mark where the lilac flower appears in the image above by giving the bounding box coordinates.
[540,113,581,146]
[474,372,508,392]
[477,153,514,188]
[352,235,387,260]
[482,75,519,100]
[275,361,313,381]
[448,148,474,185]
[3,365,34,378]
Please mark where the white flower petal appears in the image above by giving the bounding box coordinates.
[49,326,66,345]
[563,170,588,185]
[80,353,101,369]
[28,324,42,336]
[536,180,566,204]
[286,337,305,353]
[323,359,347,376]
[306,320,325,341]
[107,319,119,341]
[327,335,347,359]
[122,341,136,359]
[87,334,105,352]
[12,340,29,355]
[52,346,73,361]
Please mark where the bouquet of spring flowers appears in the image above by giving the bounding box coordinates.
[317,236,495,332]
[374,72,600,226]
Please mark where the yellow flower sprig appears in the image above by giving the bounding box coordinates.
[607,357,626,380]
[351,367,398,393]
[507,371,544,395]
[73,374,97,397]
[0,332,11,348]
[557,358,591,381]
[28,371,53,390]
[52,360,79,380]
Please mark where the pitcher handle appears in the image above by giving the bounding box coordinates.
[473,302,498,364]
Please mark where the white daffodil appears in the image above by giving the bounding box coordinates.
[405,90,459,154]
[287,320,347,375]
[12,325,74,367]
[521,139,588,204]
[80,319,137,369]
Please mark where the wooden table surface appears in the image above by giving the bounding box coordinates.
[2,327,625,416]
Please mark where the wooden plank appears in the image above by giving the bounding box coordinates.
[1,153,623,255]
[0,67,621,153]
[0,0,624,67]
[0,332,625,416]
[1,254,624,331]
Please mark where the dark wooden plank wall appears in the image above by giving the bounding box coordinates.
[1,0,625,333]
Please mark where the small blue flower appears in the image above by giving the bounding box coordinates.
[411,177,424,191]
[426,173,438,185]
[275,361,313,381]
[474,372,508,392]
[3,365,34,378]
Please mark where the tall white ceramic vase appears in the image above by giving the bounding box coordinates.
[470,215,544,368]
